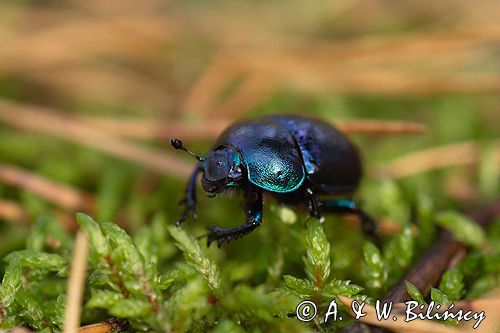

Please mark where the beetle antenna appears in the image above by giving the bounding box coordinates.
[170,138,206,162]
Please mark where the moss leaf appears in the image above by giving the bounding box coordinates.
[168,226,221,295]
[435,211,486,248]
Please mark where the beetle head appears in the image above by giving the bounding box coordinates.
[202,145,244,193]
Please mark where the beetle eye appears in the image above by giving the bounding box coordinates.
[228,165,242,179]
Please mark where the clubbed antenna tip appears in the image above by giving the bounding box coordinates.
[171,138,183,150]
[170,138,206,162]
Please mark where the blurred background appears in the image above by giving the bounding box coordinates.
[0,1,500,332]
[0,0,499,260]
[0,0,500,223]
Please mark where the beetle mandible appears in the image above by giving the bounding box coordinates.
[171,114,376,247]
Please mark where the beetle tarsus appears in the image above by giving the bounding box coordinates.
[206,221,261,247]
[205,190,263,246]
[176,199,197,226]
[319,199,378,235]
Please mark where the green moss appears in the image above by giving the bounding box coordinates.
[0,88,499,333]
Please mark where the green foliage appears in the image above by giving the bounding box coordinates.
[405,281,426,304]
[0,261,23,309]
[95,168,131,222]
[77,213,110,257]
[369,181,410,223]
[360,225,415,298]
[76,214,163,329]
[3,190,495,332]
[283,219,364,329]
[383,225,414,286]
[0,247,67,331]
[26,216,73,254]
[435,211,486,248]
[0,163,498,333]
[168,226,221,295]
[0,102,499,333]
[439,268,464,301]
[414,191,436,249]
[361,242,387,297]
[304,219,331,286]
[430,287,451,305]
[461,219,500,298]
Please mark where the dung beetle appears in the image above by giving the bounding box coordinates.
[171,114,376,247]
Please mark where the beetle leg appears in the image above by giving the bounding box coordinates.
[206,191,263,247]
[306,188,323,222]
[177,163,203,226]
[319,199,378,235]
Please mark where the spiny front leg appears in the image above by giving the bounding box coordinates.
[176,164,203,226]
[206,190,263,247]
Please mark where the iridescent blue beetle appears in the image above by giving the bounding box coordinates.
[171,114,376,247]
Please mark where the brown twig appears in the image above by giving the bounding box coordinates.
[385,201,500,302]
[342,200,500,333]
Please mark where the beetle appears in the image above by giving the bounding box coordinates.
[171,114,376,247]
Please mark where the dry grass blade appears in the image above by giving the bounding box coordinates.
[461,298,500,312]
[381,141,500,179]
[0,15,177,74]
[78,321,123,333]
[79,116,427,141]
[182,24,500,116]
[25,66,174,113]
[0,163,93,212]
[8,328,32,333]
[181,56,239,116]
[63,230,89,333]
[335,120,427,135]
[383,296,500,333]
[0,99,193,177]
[453,297,500,333]
[215,78,275,117]
[0,200,29,224]
[338,296,465,333]
[78,116,229,141]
